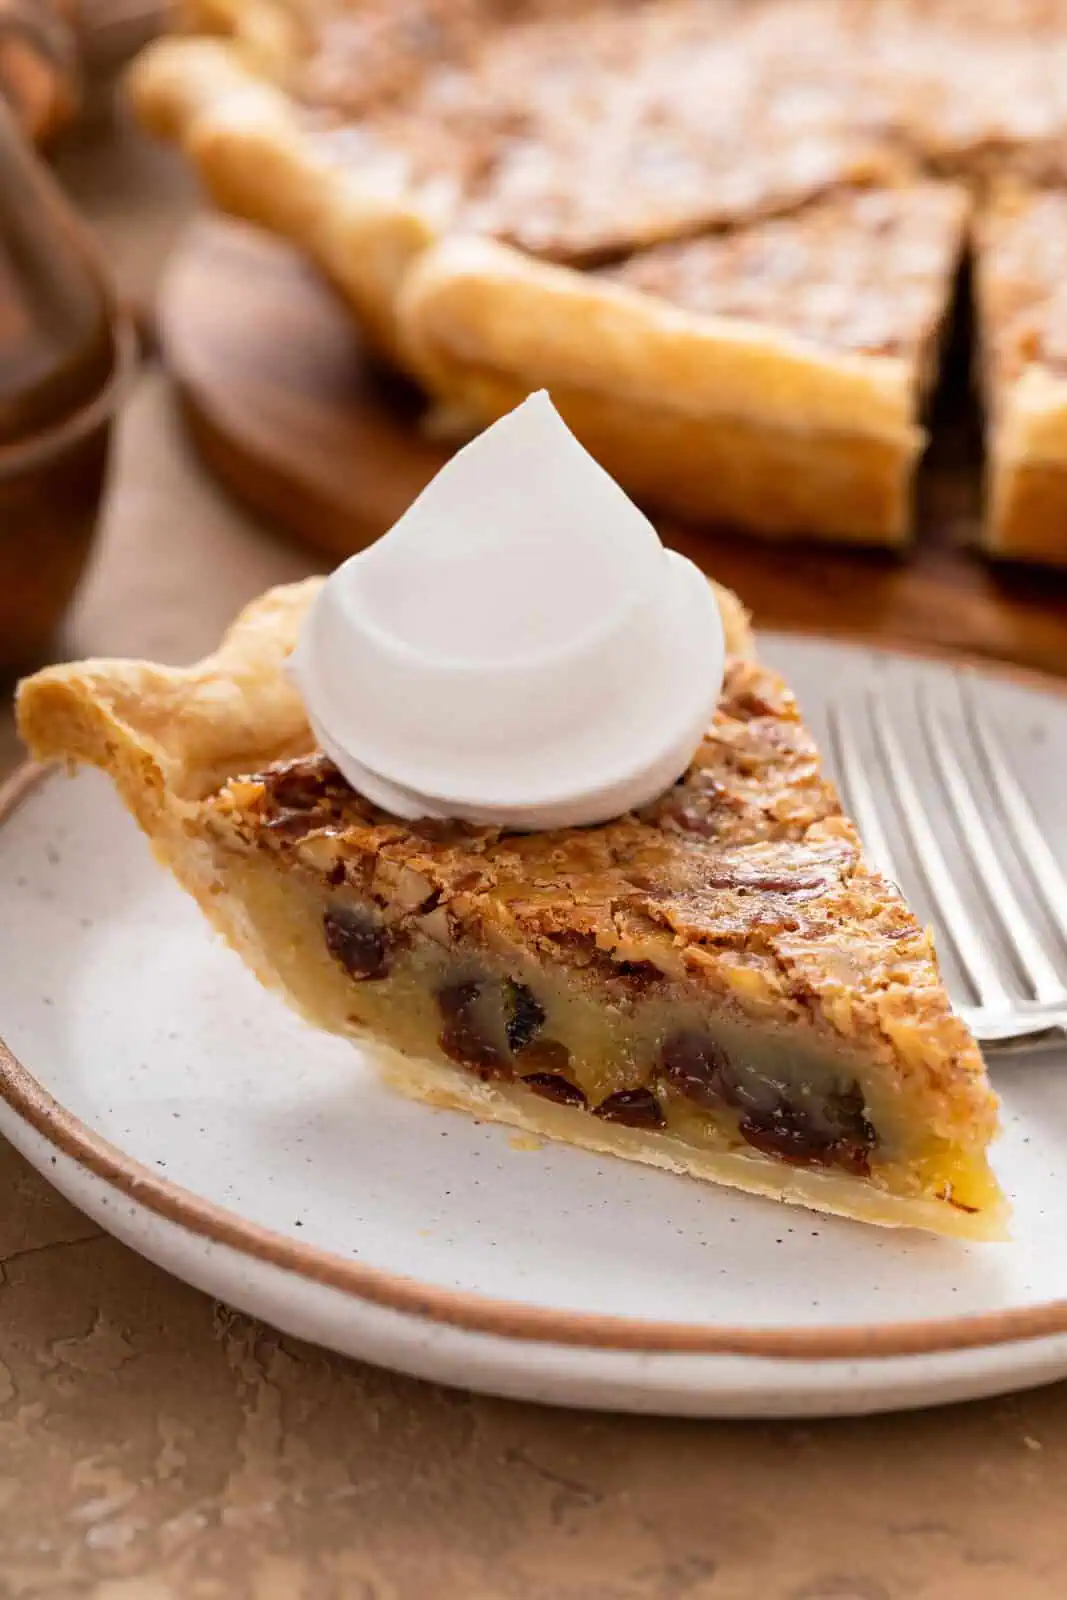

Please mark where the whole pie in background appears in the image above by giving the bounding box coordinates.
[128,0,1067,563]
[16,576,1006,1239]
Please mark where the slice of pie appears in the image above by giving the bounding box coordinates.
[16,577,1006,1239]
[973,181,1067,563]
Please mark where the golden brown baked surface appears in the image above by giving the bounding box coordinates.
[129,0,1067,558]
[15,577,1005,1238]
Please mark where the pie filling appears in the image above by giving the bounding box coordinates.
[220,854,998,1219]
[331,898,881,1176]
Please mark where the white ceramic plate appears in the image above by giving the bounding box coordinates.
[4,634,1067,1419]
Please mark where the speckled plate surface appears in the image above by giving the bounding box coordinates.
[3,635,1067,1418]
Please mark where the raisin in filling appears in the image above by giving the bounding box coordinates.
[593,1088,665,1129]
[661,1030,732,1109]
[434,977,574,1087]
[437,980,511,1078]
[522,1072,587,1107]
[662,1030,877,1176]
[506,982,546,1052]
[324,904,394,980]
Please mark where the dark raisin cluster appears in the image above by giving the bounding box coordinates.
[324,904,394,980]
[662,1030,876,1174]
[431,977,666,1126]
[322,905,876,1173]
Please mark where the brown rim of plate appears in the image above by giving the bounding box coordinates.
[2,637,1066,1363]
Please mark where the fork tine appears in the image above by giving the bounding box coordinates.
[868,689,1015,1012]
[825,702,903,886]
[920,692,1065,1006]
[964,678,1067,953]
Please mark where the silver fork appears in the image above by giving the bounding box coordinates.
[827,676,1067,1054]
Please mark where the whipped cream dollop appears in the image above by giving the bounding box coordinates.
[288,392,725,829]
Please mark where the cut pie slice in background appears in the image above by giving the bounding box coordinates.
[402,182,969,544]
[16,578,1006,1239]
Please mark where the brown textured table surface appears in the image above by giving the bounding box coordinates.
[6,97,1067,1600]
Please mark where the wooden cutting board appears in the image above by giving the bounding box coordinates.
[158,218,1067,677]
